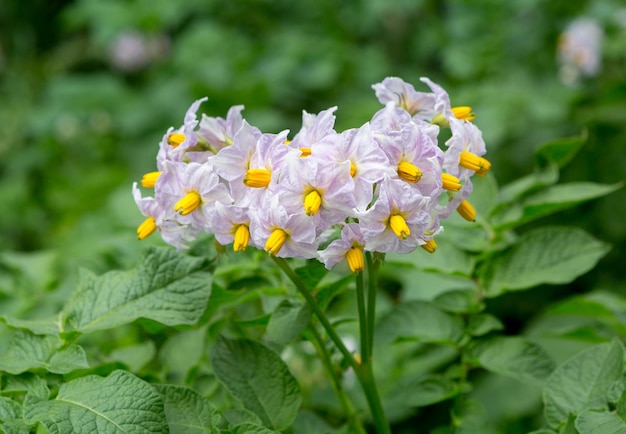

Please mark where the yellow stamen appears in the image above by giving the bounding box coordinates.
[452,106,475,122]
[389,214,410,239]
[441,173,462,192]
[243,169,271,188]
[174,191,201,215]
[459,151,491,176]
[397,161,422,183]
[299,147,311,157]
[233,224,250,252]
[265,228,288,256]
[421,239,438,253]
[167,133,186,148]
[457,200,476,222]
[304,190,322,216]
[285,139,291,145]
[350,161,357,178]
[345,246,364,273]
[141,171,161,188]
[137,217,157,240]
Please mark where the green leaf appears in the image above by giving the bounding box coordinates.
[561,413,579,434]
[546,295,626,335]
[391,375,459,407]
[496,163,559,208]
[483,227,610,297]
[230,423,280,434]
[435,220,493,253]
[23,370,168,434]
[223,409,263,427]
[61,247,213,333]
[382,266,477,302]
[0,316,60,336]
[155,384,220,434]
[387,237,476,277]
[534,132,586,169]
[0,250,58,293]
[0,397,30,434]
[315,275,353,310]
[0,329,88,374]
[2,373,49,398]
[375,301,466,345]
[236,314,272,328]
[159,326,207,382]
[454,399,495,434]
[434,289,484,314]
[294,260,328,289]
[467,337,555,385]
[292,411,336,434]
[491,182,622,231]
[107,341,156,372]
[543,340,624,428]
[575,410,626,434]
[266,300,312,345]
[466,314,504,336]
[211,337,301,431]
[205,283,264,319]
[469,171,499,217]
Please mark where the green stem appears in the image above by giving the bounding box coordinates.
[365,252,379,360]
[307,326,366,434]
[271,256,359,372]
[360,361,392,434]
[361,252,391,434]
[355,270,369,362]
[272,256,391,434]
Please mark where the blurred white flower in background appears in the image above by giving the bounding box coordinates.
[557,18,604,85]
[108,30,170,73]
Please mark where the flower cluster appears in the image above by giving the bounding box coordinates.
[133,77,490,272]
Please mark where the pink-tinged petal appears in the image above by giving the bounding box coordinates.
[290,106,338,149]
[372,77,437,117]
[211,121,259,181]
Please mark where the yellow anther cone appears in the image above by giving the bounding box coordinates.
[243,169,271,188]
[459,151,491,176]
[174,191,201,215]
[452,106,475,121]
[265,229,288,256]
[389,214,410,239]
[137,217,157,240]
[304,190,322,216]
[299,147,312,157]
[421,239,438,253]
[457,200,476,222]
[167,133,186,148]
[345,246,364,273]
[233,224,250,252]
[397,161,422,183]
[141,171,161,188]
[442,173,462,191]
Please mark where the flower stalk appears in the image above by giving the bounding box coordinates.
[272,255,391,434]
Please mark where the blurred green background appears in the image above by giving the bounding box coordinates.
[1,0,625,432]
[2,0,626,326]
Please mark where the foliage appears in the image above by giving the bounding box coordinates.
[0,123,622,432]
